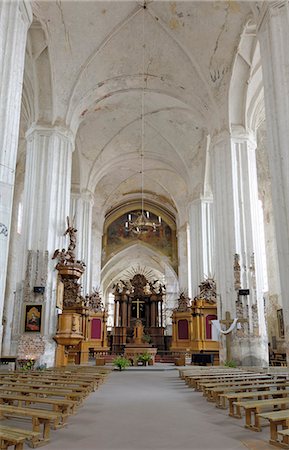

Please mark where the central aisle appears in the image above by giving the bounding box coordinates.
[44,367,271,450]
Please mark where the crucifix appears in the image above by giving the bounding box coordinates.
[220,311,248,361]
[132,298,144,319]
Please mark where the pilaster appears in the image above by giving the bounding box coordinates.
[188,197,214,298]
[0,0,32,351]
[91,225,103,290]
[211,130,268,365]
[257,0,289,363]
[70,190,94,294]
[15,124,74,366]
[177,223,189,292]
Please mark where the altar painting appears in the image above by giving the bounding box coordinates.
[105,210,174,262]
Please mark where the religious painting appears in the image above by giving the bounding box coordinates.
[104,210,177,269]
[24,304,42,333]
[277,308,285,338]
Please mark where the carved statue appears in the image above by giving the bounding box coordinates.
[175,292,191,312]
[133,319,144,344]
[64,216,77,259]
[234,253,241,291]
[52,216,85,271]
[85,289,104,312]
[62,279,84,307]
[198,278,217,303]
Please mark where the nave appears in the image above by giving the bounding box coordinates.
[41,367,270,450]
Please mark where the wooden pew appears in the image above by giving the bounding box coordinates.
[277,428,289,448]
[219,386,289,414]
[207,380,289,409]
[0,394,76,427]
[0,386,84,405]
[0,425,40,450]
[197,374,273,392]
[0,377,93,393]
[0,404,62,447]
[257,409,289,446]
[1,382,89,398]
[235,396,289,431]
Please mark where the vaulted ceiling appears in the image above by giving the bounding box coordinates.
[24,1,254,225]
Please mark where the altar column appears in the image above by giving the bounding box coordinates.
[211,129,267,365]
[19,124,74,365]
[188,197,214,298]
[70,190,94,295]
[0,0,32,351]
[257,1,289,364]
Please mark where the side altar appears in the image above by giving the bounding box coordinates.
[170,279,219,358]
[53,218,109,366]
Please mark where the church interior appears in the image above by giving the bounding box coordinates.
[2,1,289,448]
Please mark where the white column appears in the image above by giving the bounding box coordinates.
[177,223,189,293]
[188,197,215,298]
[70,190,94,295]
[21,125,74,365]
[257,1,289,362]
[211,130,268,365]
[91,226,103,290]
[0,0,32,351]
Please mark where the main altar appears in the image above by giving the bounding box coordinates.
[112,273,165,353]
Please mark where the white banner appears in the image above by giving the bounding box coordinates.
[211,318,238,336]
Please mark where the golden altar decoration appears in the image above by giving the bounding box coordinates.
[170,279,219,358]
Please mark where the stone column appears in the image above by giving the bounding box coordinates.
[177,223,189,292]
[20,124,74,365]
[257,1,289,363]
[91,225,103,290]
[211,130,267,365]
[0,0,32,351]
[70,190,94,295]
[188,197,214,298]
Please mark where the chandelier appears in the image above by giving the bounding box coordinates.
[125,3,161,235]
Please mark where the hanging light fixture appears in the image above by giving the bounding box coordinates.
[125,2,161,235]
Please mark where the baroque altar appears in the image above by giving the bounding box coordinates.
[112,273,165,353]
[170,279,219,357]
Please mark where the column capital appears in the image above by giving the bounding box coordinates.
[210,128,230,148]
[230,125,257,148]
[210,127,256,150]
[256,1,289,32]
[188,195,213,210]
[71,189,94,206]
[81,189,94,206]
[19,0,33,27]
[25,123,75,150]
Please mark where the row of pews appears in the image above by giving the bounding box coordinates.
[179,365,289,448]
[0,365,110,449]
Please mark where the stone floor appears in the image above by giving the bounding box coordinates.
[8,365,274,449]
